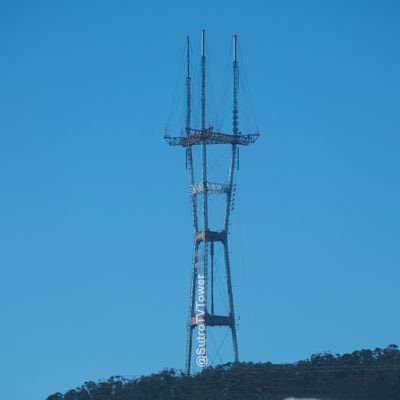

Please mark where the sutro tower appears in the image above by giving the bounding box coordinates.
[165,30,259,374]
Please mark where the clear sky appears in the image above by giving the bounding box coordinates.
[1,1,399,399]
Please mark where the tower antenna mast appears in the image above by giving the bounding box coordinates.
[186,36,191,134]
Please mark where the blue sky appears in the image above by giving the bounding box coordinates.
[1,1,399,399]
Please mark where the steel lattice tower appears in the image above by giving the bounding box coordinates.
[165,30,259,374]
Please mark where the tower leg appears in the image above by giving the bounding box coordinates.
[185,240,199,373]
[223,240,239,362]
[211,241,214,315]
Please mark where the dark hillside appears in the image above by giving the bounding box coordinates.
[47,345,400,400]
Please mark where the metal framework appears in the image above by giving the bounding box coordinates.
[165,30,259,374]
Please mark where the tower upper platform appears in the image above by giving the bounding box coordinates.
[165,127,259,147]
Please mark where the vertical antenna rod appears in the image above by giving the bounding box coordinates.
[233,34,239,135]
[186,36,191,134]
[201,29,206,130]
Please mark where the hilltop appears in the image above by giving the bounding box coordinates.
[47,345,400,400]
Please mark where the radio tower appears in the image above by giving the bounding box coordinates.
[165,30,259,374]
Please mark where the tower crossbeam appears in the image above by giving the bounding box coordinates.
[191,182,231,195]
[165,128,259,147]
